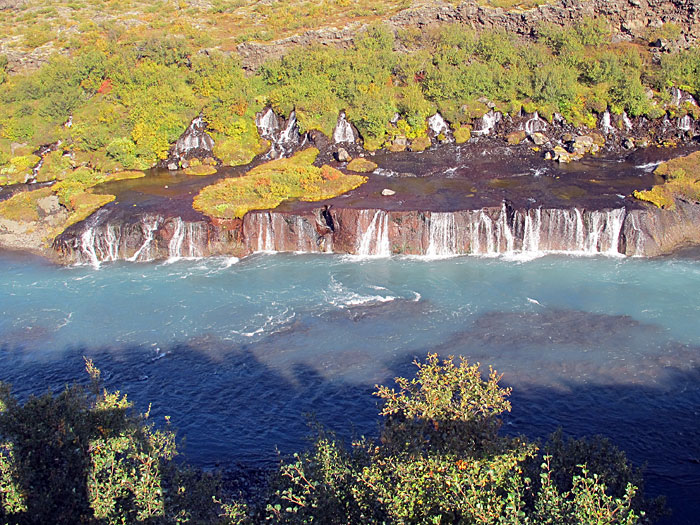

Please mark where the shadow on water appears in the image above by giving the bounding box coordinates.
[0,341,698,524]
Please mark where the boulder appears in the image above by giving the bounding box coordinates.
[335,148,351,162]
[530,132,548,146]
[37,195,61,216]
[506,131,527,145]
[381,188,396,196]
[409,136,431,152]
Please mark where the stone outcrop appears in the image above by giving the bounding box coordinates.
[52,198,700,265]
[163,115,216,170]
[236,0,700,70]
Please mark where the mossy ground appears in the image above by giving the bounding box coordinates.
[193,148,367,219]
[347,158,378,172]
[0,168,145,241]
[633,151,700,209]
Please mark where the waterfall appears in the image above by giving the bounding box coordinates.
[254,213,275,252]
[428,113,451,140]
[357,210,390,257]
[256,107,280,139]
[678,115,694,132]
[524,112,546,134]
[128,218,160,262]
[470,212,496,255]
[80,228,100,268]
[600,110,615,134]
[255,108,303,158]
[104,224,121,261]
[499,202,515,253]
[522,208,542,253]
[621,112,634,131]
[584,209,625,255]
[333,112,356,143]
[426,212,457,256]
[472,110,502,136]
[168,218,185,259]
[604,208,626,256]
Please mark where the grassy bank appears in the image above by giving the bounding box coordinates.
[633,151,700,209]
[193,148,366,219]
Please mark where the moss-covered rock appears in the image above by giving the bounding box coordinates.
[347,158,378,173]
[185,165,217,176]
[409,136,431,152]
[634,151,700,209]
[453,125,472,144]
[506,131,527,145]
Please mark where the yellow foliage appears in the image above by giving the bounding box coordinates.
[194,148,367,219]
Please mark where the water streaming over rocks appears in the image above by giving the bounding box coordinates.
[427,112,452,140]
[54,199,700,264]
[524,112,547,135]
[165,115,215,168]
[332,111,357,144]
[472,110,502,136]
[356,210,391,257]
[255,107,306,158]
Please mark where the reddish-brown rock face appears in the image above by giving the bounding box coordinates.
[53,200,700,265]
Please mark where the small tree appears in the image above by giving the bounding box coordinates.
[0,359,241,524]
[265,354,648,524]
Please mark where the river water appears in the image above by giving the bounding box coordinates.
[0,251,698,522]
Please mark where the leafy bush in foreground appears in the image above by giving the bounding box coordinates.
[263,354,661,524]
[0,355,664,524]
[0,359,238,524]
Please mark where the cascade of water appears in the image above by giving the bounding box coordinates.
[522,208,542,253]
[254,213,274,252]
[186,223,204,258]
[525,112,546,134]
[104,224,120,261]
[574,209,585,250]
[499,202,515,253]
[679,115,693,131]
[472,110,502,136]
[333,112,356,143]
[256,108,280,139]
[600,110,615,134]
[603,208,626,255]
[584,212,603,253]
[470,211,496,255]
[621,112,634,131]
[357,211,390,256]
[168,218,185,259]
[426,212,457,256]
[671,87,683,106]
[80,228,100,268]
[278,111,301,151]
[128,218,160,262]
[428,113,451,139]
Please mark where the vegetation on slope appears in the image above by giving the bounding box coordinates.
[0,354,663,523]
[0,3,698,234]
[633,151,700,209]
[0,169,144,241]
[193,148,367,219]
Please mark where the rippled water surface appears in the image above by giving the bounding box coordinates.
[1,251,698,523]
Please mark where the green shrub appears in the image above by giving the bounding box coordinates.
[264,354,651,524]
[0,360,235,524]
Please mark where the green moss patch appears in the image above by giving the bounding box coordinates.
[193,148,367,219]
[634,151,700,209]
[347,158,378,173]
[185,165,218,176]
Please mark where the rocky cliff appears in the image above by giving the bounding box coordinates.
[237,0,700,70]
